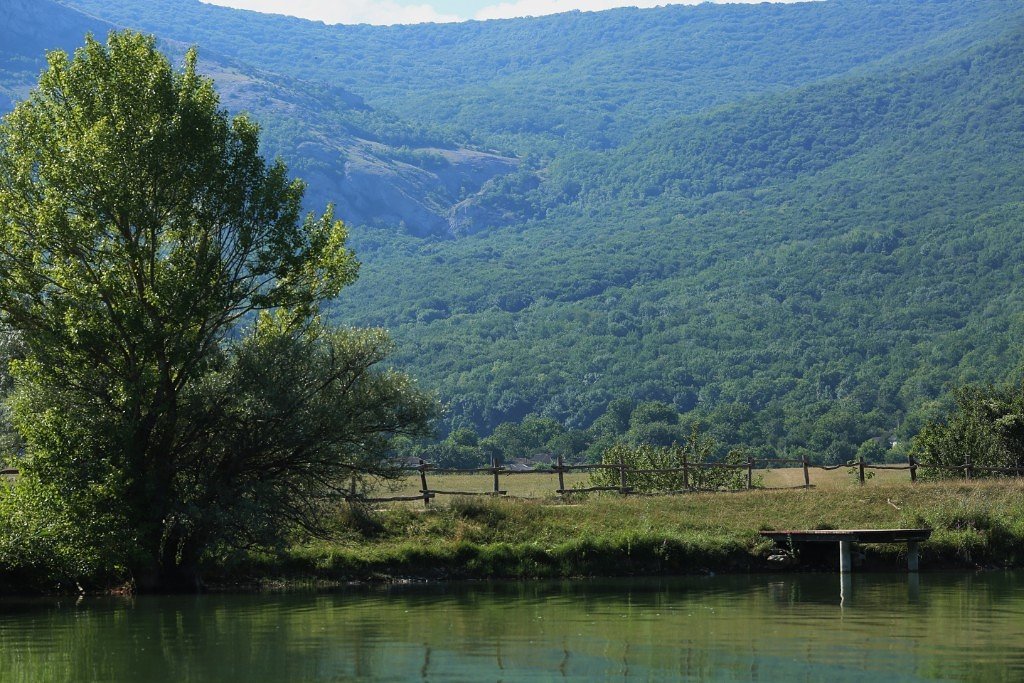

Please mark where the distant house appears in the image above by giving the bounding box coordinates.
[869,434,897,450]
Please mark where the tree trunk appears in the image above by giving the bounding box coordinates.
[134,523,203,593]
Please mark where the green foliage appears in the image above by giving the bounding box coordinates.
[478,416,563,464]
[855,439,889,465]
[177,313,436,544]
[0,474,136,591]
[589,424,746,493]
[911,383,1024,478]
[0,32,434,590]
[415,441,486,470]
[0,325,23,467]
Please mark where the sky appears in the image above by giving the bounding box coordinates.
[201,0,806,26]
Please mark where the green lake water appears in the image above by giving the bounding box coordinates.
[1,572,1021,682]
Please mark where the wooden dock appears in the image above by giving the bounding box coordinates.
[760,528,932,573]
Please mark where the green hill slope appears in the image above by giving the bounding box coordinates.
[325,24,1024,460]
[61,0,1009,152]
[5,0,1023,461]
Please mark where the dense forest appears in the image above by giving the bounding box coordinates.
[4,0,1024,464]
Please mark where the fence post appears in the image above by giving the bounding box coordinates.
[858,455,865,485]
[418,458,430,507]
[491,455,501,495]
[618,450,629,495]
[964,453,972,481]
[556,453,566,497]
[802,454,810,488]
[909,454,917,483]
[746,455,753,490]
[682,449,689,490]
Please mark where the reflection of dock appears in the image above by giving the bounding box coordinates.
[767,571,924,610]
[760,528,932,573]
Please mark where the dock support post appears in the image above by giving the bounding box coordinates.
[839,540,852,573]
[907,541,920,572]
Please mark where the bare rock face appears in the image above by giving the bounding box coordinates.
[206,61,521,236]
[301,141,519,237]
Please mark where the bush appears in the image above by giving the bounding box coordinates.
[0,477,134,592]
[589,424,747,492]
[911,383,1024,478]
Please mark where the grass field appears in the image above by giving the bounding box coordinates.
[216,478,1024,585]
[367,466,913,501]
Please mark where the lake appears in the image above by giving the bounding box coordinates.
[1,572,1021,681]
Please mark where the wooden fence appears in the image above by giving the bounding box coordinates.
[360,453,1024,507]
[3,454,1021,506]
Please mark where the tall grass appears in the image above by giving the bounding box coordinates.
[211,480,1024,585]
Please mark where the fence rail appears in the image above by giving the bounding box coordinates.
[352,454,1023,507]
[4,454,1021,506]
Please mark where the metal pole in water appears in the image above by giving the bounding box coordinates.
[840,572,852,608]
[839,540,852,573]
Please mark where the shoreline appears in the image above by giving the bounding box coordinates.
[205,479,1024,592]
[4,480,1023,595]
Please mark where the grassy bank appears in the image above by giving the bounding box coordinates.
[216,480,1024,586]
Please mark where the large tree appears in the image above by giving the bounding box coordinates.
[911,383,1024,477]
[0,32,434,590]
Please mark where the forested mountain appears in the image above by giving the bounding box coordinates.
[5,0,1024,462]
[59,0,1008,153]
[326,20,1024,461]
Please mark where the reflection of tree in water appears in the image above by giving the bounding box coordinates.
[2,575,1022,681]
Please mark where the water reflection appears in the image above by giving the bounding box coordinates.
[1,573,1022,682]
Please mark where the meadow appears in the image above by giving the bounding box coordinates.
[214,478,1024,587]
[367,466,913,501]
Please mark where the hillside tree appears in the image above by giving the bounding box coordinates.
[0,31,434,590]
